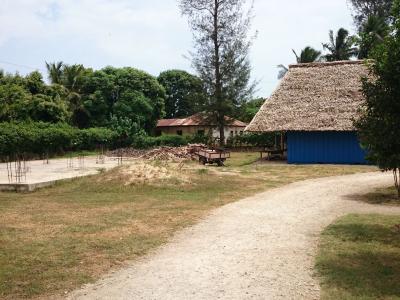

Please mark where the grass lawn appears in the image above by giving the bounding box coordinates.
[0,152,377,299]
[316,214,400,300]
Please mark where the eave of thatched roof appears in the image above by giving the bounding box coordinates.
[246,60,370,132]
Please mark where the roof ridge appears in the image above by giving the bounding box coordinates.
[289,60,365,69]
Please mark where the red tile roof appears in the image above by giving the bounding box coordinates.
[157,113,247,128]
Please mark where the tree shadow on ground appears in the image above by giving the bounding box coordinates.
[344,187,400,206]
[318,251,400,298]
[324,222,400,246]
[317,220,400,299]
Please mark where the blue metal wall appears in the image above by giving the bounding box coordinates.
[287,131,367,164]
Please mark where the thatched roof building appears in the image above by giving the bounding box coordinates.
[246,60,369,132]
[246,61,370,164]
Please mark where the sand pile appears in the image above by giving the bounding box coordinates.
[101,161,190,185]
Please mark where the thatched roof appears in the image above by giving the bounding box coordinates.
[246,61,370,132]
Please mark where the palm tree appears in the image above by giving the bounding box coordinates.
[358,15,388,59]
[62,64,84,92]
[62,64,88,127]
[277,64,288,79]
[277,46,321,79]
[322,28,358,61]
[292,46,322,63]
[45,61,63,84]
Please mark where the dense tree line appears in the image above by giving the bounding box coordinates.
[0,64,167,136]
[0,62,259,134]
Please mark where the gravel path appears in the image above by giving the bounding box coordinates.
[68,172,400,300]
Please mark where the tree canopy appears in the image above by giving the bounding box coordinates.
[278,46,321,79]
[157,70,206,118]
[348,0,394,28]
[180,0,256,145]
[236,97,264,123]
[0,71,70,123]
[322,28,358,61]
[293,47,322,63]
[357,14,389,58]
[82,66,165,133]
[0,64,166,136]
[356,0,400,197]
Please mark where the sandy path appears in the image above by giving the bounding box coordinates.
[68,172,400,300]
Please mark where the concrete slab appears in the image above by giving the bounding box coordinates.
[0,157,121,192]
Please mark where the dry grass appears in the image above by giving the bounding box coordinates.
[0,152,377,299]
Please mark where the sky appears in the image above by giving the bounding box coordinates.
[0,0,355,97]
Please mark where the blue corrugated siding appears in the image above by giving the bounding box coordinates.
[287,131,367,164]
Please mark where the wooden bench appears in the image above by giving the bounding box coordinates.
[260,148,286,160]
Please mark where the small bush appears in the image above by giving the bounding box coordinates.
[131,134,191,149]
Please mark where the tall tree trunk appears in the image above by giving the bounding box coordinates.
[219,122,225,148]
[213,0,225,147]
[394,168,400,199]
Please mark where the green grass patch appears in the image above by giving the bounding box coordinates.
[316,214,400,300]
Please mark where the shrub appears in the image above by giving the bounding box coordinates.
[131,134,191,149]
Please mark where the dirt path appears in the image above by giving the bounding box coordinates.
[68,172,400,300]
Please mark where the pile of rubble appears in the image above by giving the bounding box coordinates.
[106,148,146,158]
[107,144,206,161]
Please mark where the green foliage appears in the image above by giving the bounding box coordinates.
[357,15,389,59]
[323,28,358,61]
[158,70,206,118]
[131,134,191,149]
[349,0,394,29]
[236,98,265,123]
[82,66,166,132]
[292,46,322,63]
[180,0,256,145]
[45,61,64,84]
[25,71,45,94]
[28,94,70,123]
[0,72,70,123]
[227,132,276,148]
[356,0,400,196]
[278,46,322,79]
[109,115,142,143]
[0,122,118,158]
[0,64,166,136]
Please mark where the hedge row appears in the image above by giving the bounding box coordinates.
[0,122,118,157]
[131,132,278,149]
[0,122,281,158]
[131,133,208,149]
